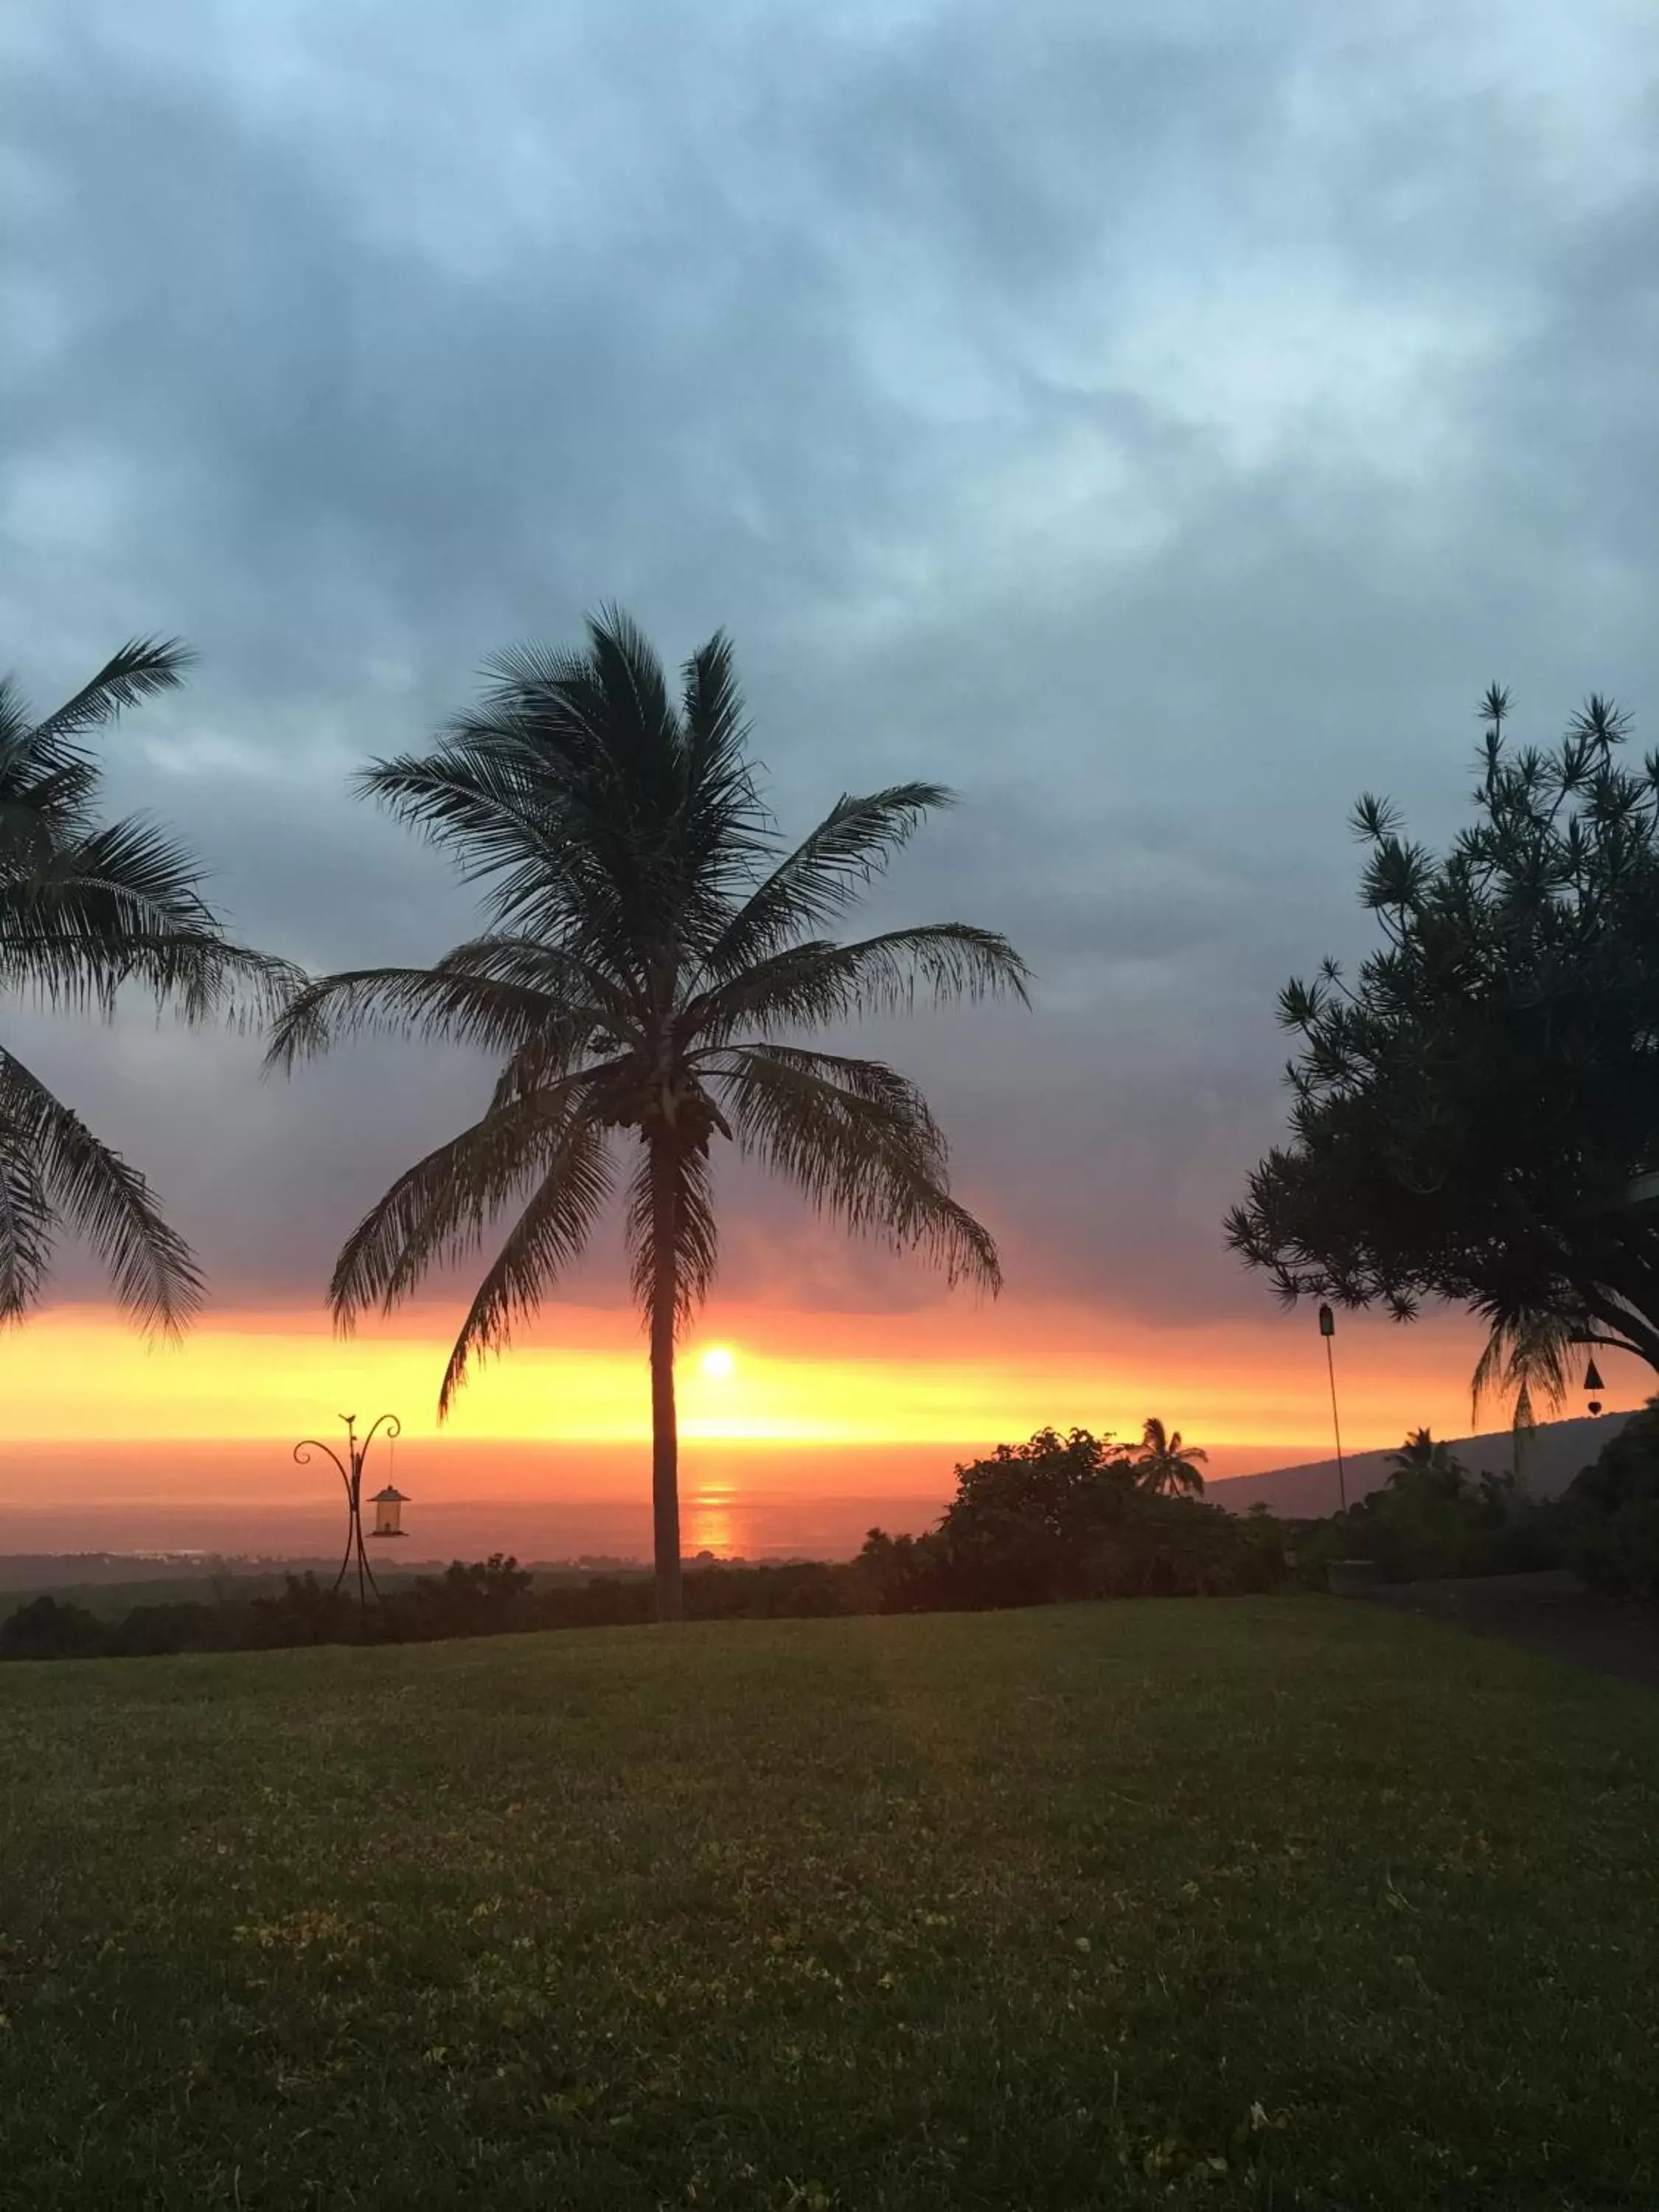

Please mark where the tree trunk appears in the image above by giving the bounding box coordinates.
[649,1139,684,1622]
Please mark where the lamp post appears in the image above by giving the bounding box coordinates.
[1318,1304,1348,1514]
[293,1412,403,1609]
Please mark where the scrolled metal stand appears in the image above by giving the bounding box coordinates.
[293,1412,402,1610]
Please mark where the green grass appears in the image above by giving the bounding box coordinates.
[0,1600,1655,2211]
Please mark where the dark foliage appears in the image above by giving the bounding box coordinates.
[0,1594,105,1659]
[1296,1429,1562,1585]
[1229,688,1659,1372]
[849,1430,1291,1612]
[0,639,295,1332]
[104,1600,224,1658]
[1558,1402,1659,1598]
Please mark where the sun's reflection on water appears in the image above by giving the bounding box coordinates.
[684,1489,742,1557]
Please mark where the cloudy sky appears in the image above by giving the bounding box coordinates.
[3,0,1658,1534]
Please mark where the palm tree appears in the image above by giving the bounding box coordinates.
[1386,1427,1470,1498]
[1,638,291,1332]
[1133,1416,1207,1496]
[1471,1303,1585,1489]
[1471,1304,1578,1421]
[269,610,1030,1620]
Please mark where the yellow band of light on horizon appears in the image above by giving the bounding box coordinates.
[0,1300,1599,1453]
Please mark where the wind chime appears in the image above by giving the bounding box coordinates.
[1584,1357,1605,1417]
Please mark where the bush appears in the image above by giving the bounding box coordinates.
[1296,1430,1567,1586]
[1560,1405,1659,1599]
[0,1595,106,1660]
[854,1429,1296,1613]
[105,1601,223,1658]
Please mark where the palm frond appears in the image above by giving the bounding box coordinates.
[369,617,775,981]
[584,604,679,777]
[0,1116,53,1321]
[675,629,771,922]
[689,923,1031,1045]
[0,1046,202,1332]
[558,609,762,962]
[25,638,193,761]
[704,785,955,978]
[678,631,759,814]
[1470,1304,1582,1422]
[39,813,217,923]
[703,1042,946,1142]
[364,733,658,989]
[714,1044,1001,1290]
[362,734,556,891]
[268,959,565,1074]
[0,763,100,839]
[434,933,645,1024]
[0,929,295,1028]
[0,810,296,1023]
[437,1109,616,1413]
[329,1082,604,1327]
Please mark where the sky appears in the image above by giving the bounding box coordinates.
[3,0,1658,1552]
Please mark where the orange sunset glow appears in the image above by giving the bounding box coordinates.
[0,1296,1579,1448]
[6,1297,1647,1558]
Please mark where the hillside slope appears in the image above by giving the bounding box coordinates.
[1212,1411,1630,1516]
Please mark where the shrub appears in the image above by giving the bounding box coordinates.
[0,1595,106,1660]
[105,1601,223,1658]
[1298,1430,1568,1586]
[1560,1404,1659,1599]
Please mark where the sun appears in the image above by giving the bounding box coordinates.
[699,1344,737,1382]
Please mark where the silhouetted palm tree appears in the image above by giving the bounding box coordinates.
[1471,1303,1579,1419]
[1472,1304,1588,1486]
[1386,1427,1470,1498]
[1,639,290,1332]
[1133,1416,1207,1495]
[270,611,1029,1619]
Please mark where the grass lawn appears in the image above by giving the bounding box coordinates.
[1,1599,1655,2211]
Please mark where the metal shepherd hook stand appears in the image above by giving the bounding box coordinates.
[293,1413,403,1608]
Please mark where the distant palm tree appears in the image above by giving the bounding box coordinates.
[1133,1416,1207,1496]
[1386,1427,1470,1498]
[1,639,289,1332]
[1471,1304,1578,1421]
[1471,1303,1588,1488]
[269,610,1029,1620]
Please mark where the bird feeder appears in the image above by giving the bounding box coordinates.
[1318,1303,1335,1338]
[369,1485,408,1539]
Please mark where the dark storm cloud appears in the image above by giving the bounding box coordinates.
[3,0,1658,1324]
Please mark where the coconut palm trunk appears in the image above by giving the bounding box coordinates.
[649,1135,684,1621]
